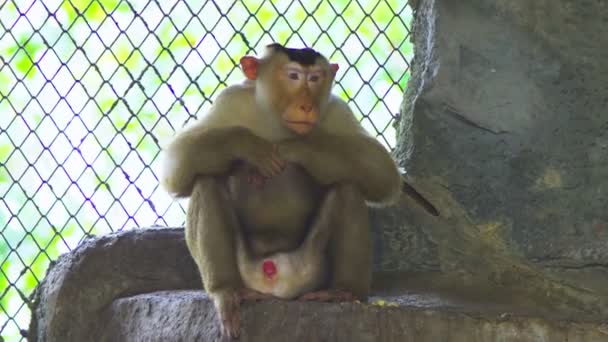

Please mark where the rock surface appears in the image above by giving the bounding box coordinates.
[100,290,608,342]
[401,0,608,273]
[28,228,199,342]
[30,228,608,342]
[392,0,608,319]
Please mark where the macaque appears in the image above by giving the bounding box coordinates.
[161,43,400,338]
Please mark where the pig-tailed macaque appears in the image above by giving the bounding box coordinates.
[161,43,400,338]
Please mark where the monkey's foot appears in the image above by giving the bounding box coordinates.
[214,289,272,339]
[298,289,355,302]
[213,290,241,339]
[240,288,275,301]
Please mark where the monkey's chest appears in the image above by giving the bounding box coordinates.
[227,163,324,237]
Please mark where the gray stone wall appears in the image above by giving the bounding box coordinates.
[386,0,608,316]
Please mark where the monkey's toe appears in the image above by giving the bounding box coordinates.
[220,310,240,339]
[216,292,241,339]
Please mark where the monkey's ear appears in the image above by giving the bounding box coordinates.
[330,63,339,77]
[240,56,259,80]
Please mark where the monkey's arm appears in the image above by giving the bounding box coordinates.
[279,130,401,205]
[161,126,282,197]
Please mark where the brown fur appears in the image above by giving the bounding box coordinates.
[161,44,400,339]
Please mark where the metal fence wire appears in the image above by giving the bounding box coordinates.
[0,0,412,339]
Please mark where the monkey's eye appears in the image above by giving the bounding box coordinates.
[308,74,320,82]
[288,72,300,80]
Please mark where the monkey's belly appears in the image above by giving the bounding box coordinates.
[227,163,323,248]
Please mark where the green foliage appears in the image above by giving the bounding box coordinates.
[0,73,10,97]
[0,258,10,320]
[61,0,129,23]
[169,33,198,51]
[0,143,12,184]
[0,169,9,184]
[399,72,411,90]
[3,35,43,79]
[0,144,11,164]
[0,0,413,338]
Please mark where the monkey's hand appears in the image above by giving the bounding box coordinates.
[278,130,401,205]
[212,290,241,339]
[277,139,340,185]
[233,133,286,178]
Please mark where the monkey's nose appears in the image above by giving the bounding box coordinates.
[300,104,313,112]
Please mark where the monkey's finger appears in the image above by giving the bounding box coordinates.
[271,144,286,166]
[252,160,271,177]
[229,309,240,338]
[270,158,284,174]
[257,164,274,178]
[220,303,240,339]
[261,158,280,177]
[273,153,286,169]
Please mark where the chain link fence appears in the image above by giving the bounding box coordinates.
[0,0,412,339]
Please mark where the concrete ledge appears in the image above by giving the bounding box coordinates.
[99,290,608,342]
[29,227,608,341]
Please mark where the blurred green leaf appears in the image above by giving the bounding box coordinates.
[0,1,414,338]
[99,0,121,13]
[372,2,392,24]
[125,50,143,72]
[242,0,261,13]
[0,259,9,297]
[0,169,9,184]
[158,23,174,48]
[0,144,12,163]
[124,120,140,135]
[61,0,127,23]
[0,233,8,259]
[215,56,233,74]
[170,33,197,51]
[23,254,48,293]
[61,1,79,24]
[0,72,10,96]
[4,35,43,79]
[399,72,411,89]
[64,0,106,22]
[184,84,200,97]
[100,98,116,112]
[15,52,34,76]
[116,45,132,65]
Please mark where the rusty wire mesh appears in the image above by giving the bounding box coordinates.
[0,0,412,339]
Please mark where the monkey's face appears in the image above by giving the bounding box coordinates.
[273,62,329,135]
[241,44,338,135]
[241,48,337,136]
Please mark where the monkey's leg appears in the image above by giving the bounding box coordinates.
[186,176,243,339]
[299,183,372,302]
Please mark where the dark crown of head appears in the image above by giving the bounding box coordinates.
[266,43,321,66]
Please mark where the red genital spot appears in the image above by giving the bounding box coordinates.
[262,260,277,278]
